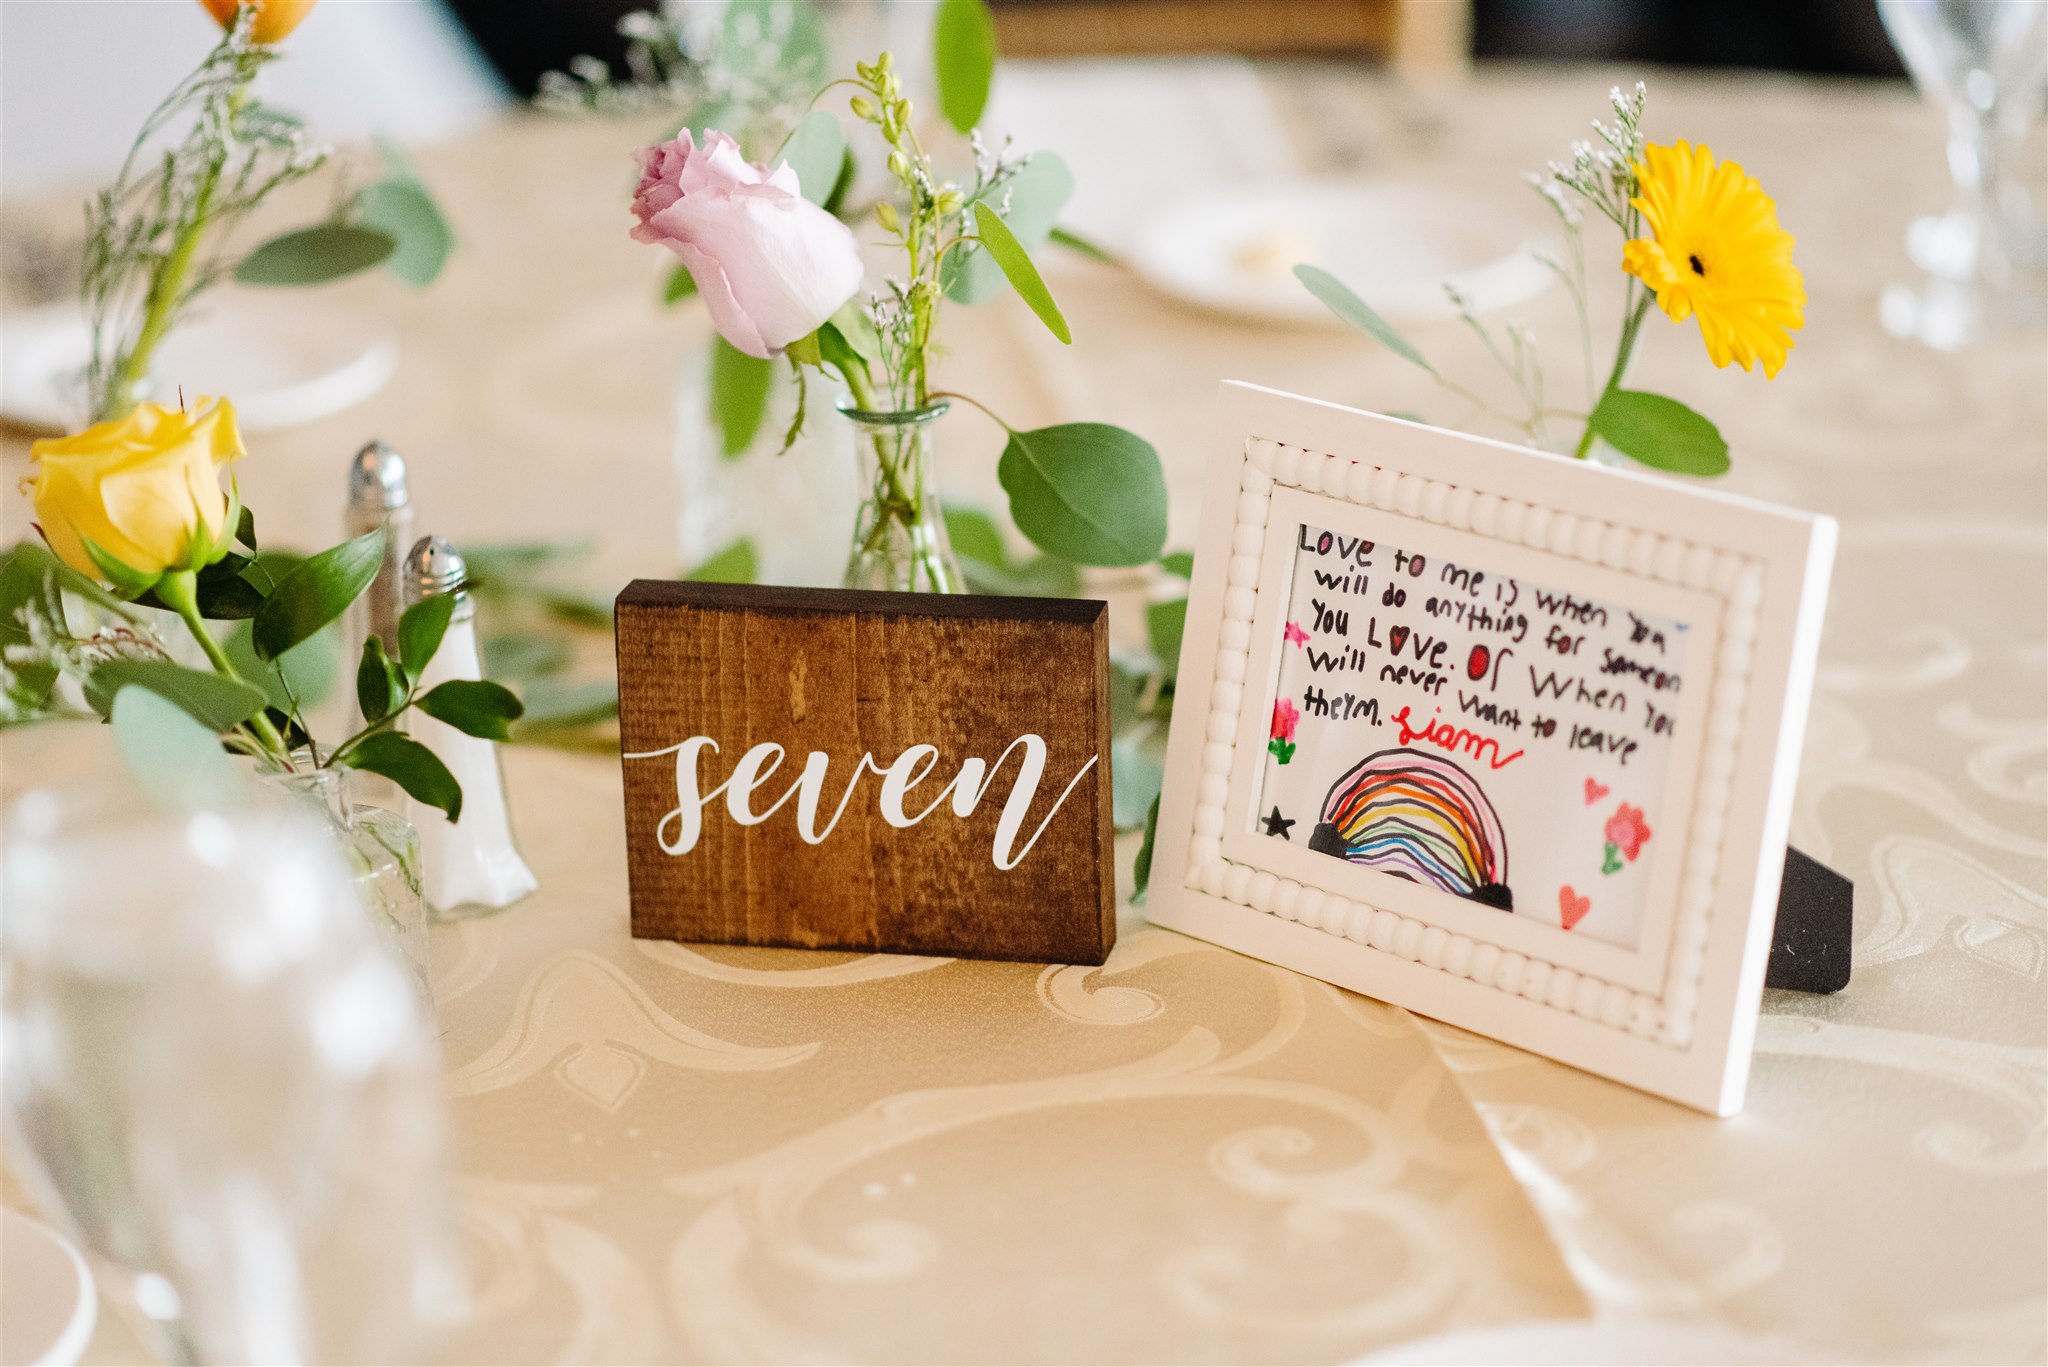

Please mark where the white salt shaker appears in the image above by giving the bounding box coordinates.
[403,535,537,918]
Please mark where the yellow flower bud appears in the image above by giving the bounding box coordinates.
[850,96,876,120]
[199,0,317,44]
[936,191,964,216]
[24,397,245,591]
[887,151,910,179]
[875,201,901,233]
[876,50,894,72]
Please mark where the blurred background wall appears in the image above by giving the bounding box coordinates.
[1,0,1913,202]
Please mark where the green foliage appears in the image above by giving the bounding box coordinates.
[684,538,759,584]
[1294,264,1435,374]
[340,730,463,821]
[250,529,384,661]
[1111,734,1164,829]
[398,593,455,679]
[1130,793,1161,902]
[1589,389,1730,476]
[1145,597,1187,669]
[416,679,524,741]
[943,506,1081,598]
[948,153,1073,305]
[514,679,620,735]
[111,686,245,813]
[973,207,1071,344]
[997,423,1168,567]
[1047,225,1116,265]
[663,263,699,306]
[711,336,774,458]
[934,0,997,133]
[355,636,405,723]
[353,177,453,288]
[779,110,846,208]
[84,659,266,732]
[1159,551,1194,579]
[235,223,397,286]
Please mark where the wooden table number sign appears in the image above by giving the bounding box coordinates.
[614,581,1117,965]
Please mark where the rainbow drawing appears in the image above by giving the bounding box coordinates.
[1306,748,1513,910]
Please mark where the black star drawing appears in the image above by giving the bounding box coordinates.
[1262,806,1296,840]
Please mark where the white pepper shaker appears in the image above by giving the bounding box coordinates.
[404,535,536,917]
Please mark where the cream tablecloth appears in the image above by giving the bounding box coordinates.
[3,63,2044,1365]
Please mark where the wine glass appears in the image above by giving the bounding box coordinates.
[0,779,456,1365]
[1877,0,2048,348]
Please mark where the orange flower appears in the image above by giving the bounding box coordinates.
[199,0,317,44]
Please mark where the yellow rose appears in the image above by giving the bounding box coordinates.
[23,397,245,594]
[199,0,317,44]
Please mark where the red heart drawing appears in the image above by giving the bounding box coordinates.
[1583,777,1610,805]
[1559,885,1590,930]
[1388,624,1411,656]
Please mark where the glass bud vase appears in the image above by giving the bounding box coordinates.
[840,400,967,593]
[266,764,430,994]
[673,338,859,587]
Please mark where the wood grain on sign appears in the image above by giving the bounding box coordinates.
[614,581,1116,965]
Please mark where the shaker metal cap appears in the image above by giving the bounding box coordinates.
[348,440,410,511]
[404,535,467,602]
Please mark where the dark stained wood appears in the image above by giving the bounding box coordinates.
[614,580,1116,965]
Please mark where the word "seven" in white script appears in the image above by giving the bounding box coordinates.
[623,735,1097,871]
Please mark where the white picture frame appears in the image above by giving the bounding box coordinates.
[1149,383,1837,1115]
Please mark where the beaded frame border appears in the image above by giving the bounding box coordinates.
[1184,432,1757,1048]
[1149,384,1836,1116]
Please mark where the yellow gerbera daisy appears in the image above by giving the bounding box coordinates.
[1622,141,1805,377]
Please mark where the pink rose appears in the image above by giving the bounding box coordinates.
[629,130,864,359]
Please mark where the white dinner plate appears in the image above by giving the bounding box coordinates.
[0,293,398,434]
[1129,178,1552,326]
[0,1208,97,1367]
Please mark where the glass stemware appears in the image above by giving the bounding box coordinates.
[0,780,455,1365]
[1877,0,2048,348]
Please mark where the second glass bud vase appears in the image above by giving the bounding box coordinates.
[839,399,966,594]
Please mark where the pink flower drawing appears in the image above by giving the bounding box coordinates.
[1604,803,1652,862]
[1271,698,1299,742]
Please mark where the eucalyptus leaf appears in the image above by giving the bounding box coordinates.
[710,337,774,458]
[971,207,1071,344]
[1588,389,1730,476]
[482,631,572,681]
[111,686,244,813]
[224,619,339,714]
[948,152,1073,305]
[684,538,758,584]
[997,423,1167,567]
[417,678,523,741]
[514,679,620,734]
[85,659,267,732]
[236,223,396,287]
[353,177,453,288]
[341,730,462,821]
[1110,733,1165,830]
[1131,793,1161,902]
[778,110,845,208]
[398,592,455,679]
[933,0,997,133]
[1146,596,1187,668]
[1294,264,1435,374]
[250,530,384,661]
[663,263,699,306]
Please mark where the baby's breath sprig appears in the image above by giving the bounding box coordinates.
[82,7,327,421]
